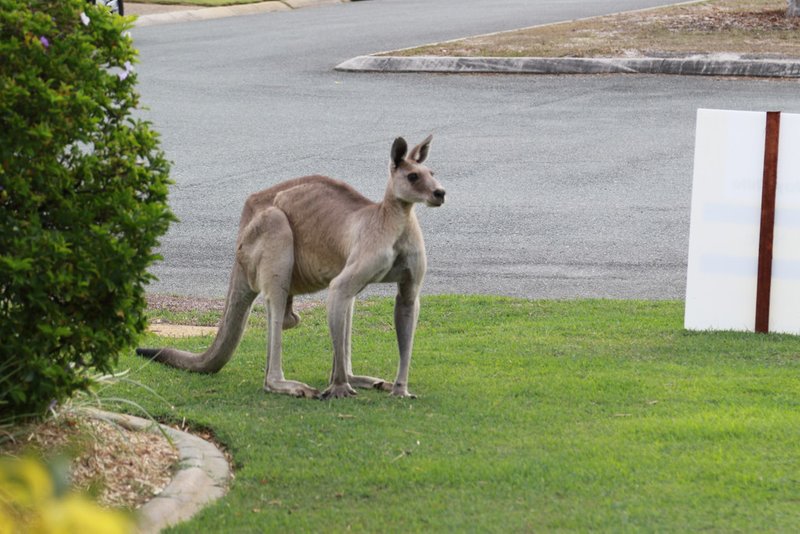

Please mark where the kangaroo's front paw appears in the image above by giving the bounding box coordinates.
[347,374,391,391]
[321,383,358,400]
[294,385,321,399]
[372,380,393,392]
[282,311,301,330]
[391,384,417,399]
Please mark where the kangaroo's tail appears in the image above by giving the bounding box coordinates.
[137,262,257,373]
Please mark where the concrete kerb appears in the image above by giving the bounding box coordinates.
[132,0,349,27]
[87,409,231,533]
[334,55,800,78]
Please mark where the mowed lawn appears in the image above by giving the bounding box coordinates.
[116,296,800,532]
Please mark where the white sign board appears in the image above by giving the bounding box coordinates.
[685,109,800,335]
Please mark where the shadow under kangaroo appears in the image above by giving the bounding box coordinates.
[137,135,445,400]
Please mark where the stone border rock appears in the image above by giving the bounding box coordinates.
[132,0,350,27]
[88,410,231,534]
[334,55,800,78]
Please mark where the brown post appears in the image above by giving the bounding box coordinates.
[755,111,781,333]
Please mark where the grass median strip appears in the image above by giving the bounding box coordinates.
[129,0,274,7]
[395,0,800,59]
[118,296,800,531]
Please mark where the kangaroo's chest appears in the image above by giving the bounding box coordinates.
[379,229,425,284]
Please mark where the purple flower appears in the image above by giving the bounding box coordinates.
[117,60,134,81]
[39,36,49,48]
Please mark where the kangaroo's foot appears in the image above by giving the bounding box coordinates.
[347,375,392,391]
[264,378,320,399]
[391,383,417,399]
[321,382,357,400]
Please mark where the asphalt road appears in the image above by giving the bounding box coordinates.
[131,0,800,301]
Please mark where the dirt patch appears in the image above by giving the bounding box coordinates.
[659,6,800,32]
[396,0,800,59]
[146,293,321,326]
[2,414,178,510]
[148,323,218,338]
[146,293,226,315]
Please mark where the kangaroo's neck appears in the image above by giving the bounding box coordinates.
[378,187,415,235]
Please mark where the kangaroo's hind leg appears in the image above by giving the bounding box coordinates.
[240,207,319,399]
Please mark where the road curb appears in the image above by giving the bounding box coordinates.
[133,0,348,27]
[88,410,231,534]
[334,55,800,78]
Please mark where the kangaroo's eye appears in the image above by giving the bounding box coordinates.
[407,173,419,183]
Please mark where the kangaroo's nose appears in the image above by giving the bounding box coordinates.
[433,189,446,201]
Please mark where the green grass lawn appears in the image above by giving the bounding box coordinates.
[116,296,800,532]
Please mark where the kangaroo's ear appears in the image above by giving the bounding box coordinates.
[409,134,433,164]
[391,137,408,168]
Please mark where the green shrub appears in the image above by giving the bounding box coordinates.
[0,0,174,420]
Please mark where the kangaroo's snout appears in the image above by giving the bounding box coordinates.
[430,188,446,206]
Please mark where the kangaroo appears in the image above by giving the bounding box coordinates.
[137,135,445,399]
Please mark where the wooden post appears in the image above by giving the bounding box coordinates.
[755,111,781,333]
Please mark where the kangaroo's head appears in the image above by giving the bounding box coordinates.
[389,134,445,207]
